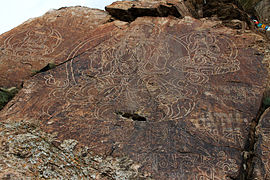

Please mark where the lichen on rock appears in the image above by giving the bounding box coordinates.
[0,122,150,179]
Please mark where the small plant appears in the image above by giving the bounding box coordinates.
[0,87,19,110]
[262,88,270,110]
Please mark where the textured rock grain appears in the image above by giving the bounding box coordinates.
[0,15,268,179]
[251,105,270,179]
[0,1,270,179]
[0,122,149,179]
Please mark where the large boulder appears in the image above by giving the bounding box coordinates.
[0,13,269,178]
[0,1,270,179]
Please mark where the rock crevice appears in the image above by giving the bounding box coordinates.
[238,89,270,179]
[116,111,147,121]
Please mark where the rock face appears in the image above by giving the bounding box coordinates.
[0,6,111,88]
[236,0,270,24]
[255,0,270,23]
[253,108,270,179]
[0,1,270,179]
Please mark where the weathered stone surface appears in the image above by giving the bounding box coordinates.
[236,0,261,13]
[236,0,270,23]
[204,1,244,19]
[253,107,270,179]
[0,14,268,179]
[236,0,270,38]
[0,6,112,88]
[106,0,254,32]
[255,0,270,23]
[0,122,149,179]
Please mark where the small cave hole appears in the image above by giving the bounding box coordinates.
[116,111,147,121]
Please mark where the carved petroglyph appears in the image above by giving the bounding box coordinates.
[127,122,240,179]
[0,21,248,179]
[38,23,241,123]
[2,27,63,66]
[204,84,261,105]
[3,27,62,56]
[175,31,239,76]
[189,111,248,148]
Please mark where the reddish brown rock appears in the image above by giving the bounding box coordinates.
[0,6,112,88]
[0,14,268,179]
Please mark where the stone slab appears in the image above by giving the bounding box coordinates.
[0,16,267,179]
